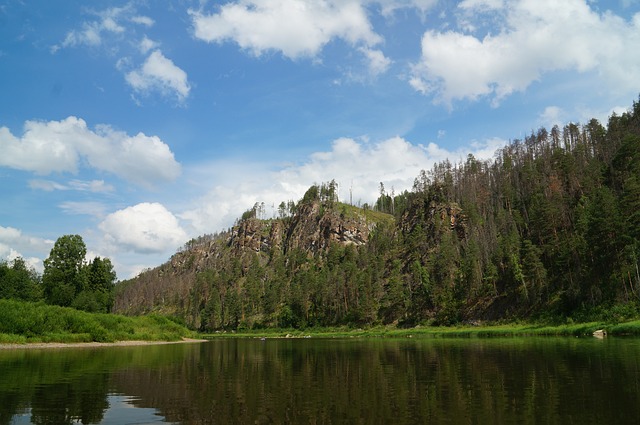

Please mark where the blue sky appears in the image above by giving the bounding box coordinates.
[1,0,639,279]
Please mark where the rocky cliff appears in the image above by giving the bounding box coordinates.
[113,199,389,325]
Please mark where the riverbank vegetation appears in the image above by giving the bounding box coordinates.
[204,319,640,339]
[0,234,117,313]
[0,299,194,344]
[0,239,197,344]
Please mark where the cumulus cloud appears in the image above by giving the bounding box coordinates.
[0,117,181,187]
[410,0,640,105]
[190,0,396,75]
[126,50,191,102]
[190,0,382,59]
[180,135,507,235]
[0,226,54,272]
[99,203,188,254]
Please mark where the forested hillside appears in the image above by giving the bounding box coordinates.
[114,97,640,330]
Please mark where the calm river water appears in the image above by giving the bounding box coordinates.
[1,336,639,424]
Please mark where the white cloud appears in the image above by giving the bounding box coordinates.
[180,135,508,235]
[52,5,187,104]
[57,22,102,51]
[0,227,23,245]
[360,47,392,76]
[99,203,188,254]
[0,226,54,272]
[0,121,79,174]
[373,0,439,17]
[138,36,159,54]
[29,179,114,193]
[190,0,382,59]
[458,0,504,11]
[52,5,130,52]
[539,106,566,129]
[28,180,68,192]
[0,117,181,188]
[410,0,640,105]
[59,201,108,218]
[125,50,191,102]
[71,179,114,192]
[131,15,155,27]
[89,124,182,186]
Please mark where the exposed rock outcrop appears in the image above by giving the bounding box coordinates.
[227,201,375,256]
[113,200,388,323]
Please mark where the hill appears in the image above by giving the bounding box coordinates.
[114,183,397,329]
[114,97,640,330]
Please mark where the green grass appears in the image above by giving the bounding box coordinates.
[0,299,195,344]
[202,320,640,339]
[337,202,395,226]
[7,299,638,345]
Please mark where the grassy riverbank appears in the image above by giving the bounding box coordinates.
[0,299,195,344]
[4,299,639,345]
[203,320,640,339]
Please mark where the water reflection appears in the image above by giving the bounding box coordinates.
[1,337,639,424]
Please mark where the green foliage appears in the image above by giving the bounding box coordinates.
[41,235,116,312]
[301,184,319,204]
[0,257,43,302]
[0,299,193,343]
[43,234,87,306]
[241,207,257,221]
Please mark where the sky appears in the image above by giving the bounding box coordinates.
[1,0,639,280]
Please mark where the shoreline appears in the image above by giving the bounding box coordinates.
[202,320,640,339]
[0,338,207,350]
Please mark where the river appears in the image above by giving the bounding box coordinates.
[1,336,639,424]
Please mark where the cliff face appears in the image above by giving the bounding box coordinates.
[228,201,376,256]
[113,200,385,324]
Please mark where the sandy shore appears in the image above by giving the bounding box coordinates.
[0,338,207,350]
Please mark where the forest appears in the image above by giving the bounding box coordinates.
[113,97,640,330]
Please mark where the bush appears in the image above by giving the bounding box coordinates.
[0,299,193,343]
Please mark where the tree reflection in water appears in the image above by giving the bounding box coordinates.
[1,338,639,424]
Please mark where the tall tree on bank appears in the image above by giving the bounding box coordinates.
[42,235,117,312]
[43,235,87,307]
[76,257,117,312]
